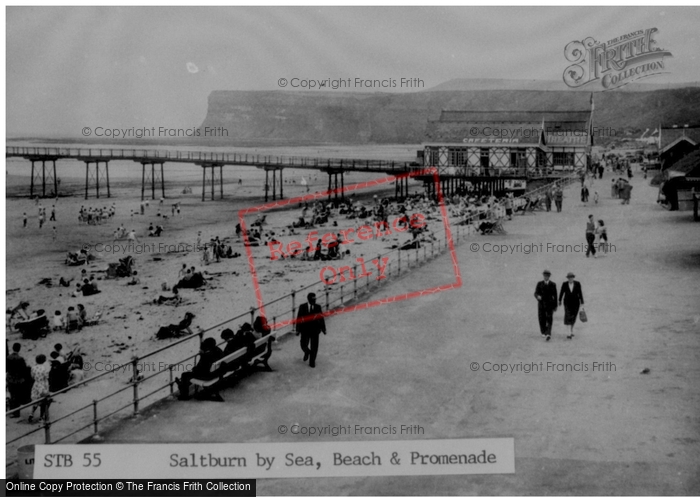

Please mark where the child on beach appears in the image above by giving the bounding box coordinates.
[596,220,608,254]
[23,212,27,227]
[594,191,599,204]
[52,311,65,332]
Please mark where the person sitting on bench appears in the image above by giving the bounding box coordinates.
[232,323,257,360]
[175,338,224,400]
[220,326,254,372]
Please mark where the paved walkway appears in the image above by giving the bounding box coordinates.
[100,174,700,494]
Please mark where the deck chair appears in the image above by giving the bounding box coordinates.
[84,309,102,326]
[520,198,531,215]
[490,218,507,234]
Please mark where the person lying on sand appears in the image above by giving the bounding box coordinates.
[154,287,182,305]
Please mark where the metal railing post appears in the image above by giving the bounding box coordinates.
[93,400,99,434]
[42,398,52,443]
[132,357,140,414]
[291,291,296,333]
[353,265,358,299]
[169,366,174,395]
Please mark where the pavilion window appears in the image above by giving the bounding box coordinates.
[449,147,468,166]
[480,148,489,168]
[429,148,439,166]
[553,151,575,166]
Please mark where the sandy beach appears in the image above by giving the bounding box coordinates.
[5,144,438,461]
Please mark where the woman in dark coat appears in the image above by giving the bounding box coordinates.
[559,272,584,339]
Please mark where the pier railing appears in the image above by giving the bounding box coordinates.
[7,146,577,179]
[6,146,414,172]
[5,173,579,472]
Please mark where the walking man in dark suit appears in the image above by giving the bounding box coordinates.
[534,270,558,341]
[559,272,584,339]
[554,188,563,212]
[296,293,326,368]
[586,214,597,258]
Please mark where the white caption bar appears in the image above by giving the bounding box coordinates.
[35,438,514,479]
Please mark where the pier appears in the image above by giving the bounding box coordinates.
[7,146,575,202]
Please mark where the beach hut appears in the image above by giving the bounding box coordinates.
[658,126,700,171]
[658,149,700,211]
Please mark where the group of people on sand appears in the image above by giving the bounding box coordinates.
[79,204,116,225]
[147,223,164,237]
[6,342,85,422]
[51,304,89,332]
[70,276,101,297]
[22,203,58,230]
[197,233,241,264]
[152,265,207,304]
[113,224,140,243]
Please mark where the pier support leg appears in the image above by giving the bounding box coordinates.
[105,162,110,198]
[53,161,58,198]
[334,173,338,202]
[265,169,269,202]
[280,168,283,199]
[327,173,332,202]
[30,161,35,198]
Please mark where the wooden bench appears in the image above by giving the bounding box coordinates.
[188,335,275,399]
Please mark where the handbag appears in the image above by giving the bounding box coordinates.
[579,307,588,323]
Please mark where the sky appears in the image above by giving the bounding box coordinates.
[6,6,700,138]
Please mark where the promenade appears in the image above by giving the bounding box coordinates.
[98,173,700,494]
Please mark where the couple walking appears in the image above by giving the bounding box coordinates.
[534,270,585,340]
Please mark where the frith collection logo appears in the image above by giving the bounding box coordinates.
[563,28,672,90]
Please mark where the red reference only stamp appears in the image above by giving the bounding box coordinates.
[238,168,461,330]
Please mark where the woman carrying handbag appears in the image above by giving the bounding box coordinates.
[559,272,585,339]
